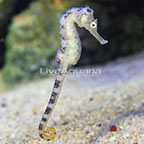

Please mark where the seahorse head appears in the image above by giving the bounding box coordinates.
[76,6,108,45]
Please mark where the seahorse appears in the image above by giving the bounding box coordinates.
[38,6,108,141]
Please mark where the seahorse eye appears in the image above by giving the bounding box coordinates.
[90,22,97,28]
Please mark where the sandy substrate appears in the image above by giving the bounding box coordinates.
[0,52,144,144]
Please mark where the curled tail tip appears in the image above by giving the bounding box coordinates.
[39,127,56,141]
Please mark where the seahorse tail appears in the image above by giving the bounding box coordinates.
[39,105,56,141]
[39,64,67,141]
[39,126,56,141]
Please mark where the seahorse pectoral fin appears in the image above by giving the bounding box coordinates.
[89,29,108,45]
[72,61,77,65]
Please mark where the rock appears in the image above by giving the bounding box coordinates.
[2,0,68,86]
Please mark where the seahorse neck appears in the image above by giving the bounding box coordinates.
[59,12,79,42]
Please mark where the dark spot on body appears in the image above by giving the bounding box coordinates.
[49,98,55,104]
[56,69,63,75]
[60,47,66,53]
[63,12,67,15]
[64,12,71,18]
[54,79,61,88]
[87,8,92,13]
[45,107,51,114]
[64,15,68,18]
[62,36,66,40]
[39,124,43,130]
[77,8,82,11]
[61,25,64,29]
[39,133,43,138]
[52,92,57,97]
[67,12,72,15]
[42,117,47,122]
[56,58,61,64]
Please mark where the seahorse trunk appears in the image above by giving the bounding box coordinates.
[38,64,67,141]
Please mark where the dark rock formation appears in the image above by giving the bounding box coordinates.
[0,0,35,68]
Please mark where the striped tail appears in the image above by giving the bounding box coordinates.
[38,66,66,141]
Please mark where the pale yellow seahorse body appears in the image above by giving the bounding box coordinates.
[38,6,108,141]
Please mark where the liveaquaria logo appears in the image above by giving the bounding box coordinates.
[40,67,104,77]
